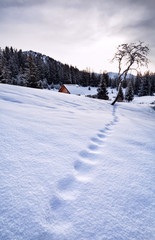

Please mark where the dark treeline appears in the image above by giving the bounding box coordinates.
[0,46,101,89]
[0,46,155,98]
[108,72,155,98]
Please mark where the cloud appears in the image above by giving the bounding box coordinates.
[0,0,155,72]
[0,0,46,8]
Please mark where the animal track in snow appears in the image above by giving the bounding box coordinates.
[112,105,117,116]
[91,137,104,145]
[74,160,95,173]
[88,143,99,151]
[88,106,119,153]
[56,175,80,200]
[114,116,119,123]
[73,159,95,183]
[50,195,64,211]
[79,150,99,161]
[97,133,106,139]
[51,105,119,219]
[46,106,120,235]
[57,175,76,191]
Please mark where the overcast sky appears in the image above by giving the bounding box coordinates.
[0,0,155,73]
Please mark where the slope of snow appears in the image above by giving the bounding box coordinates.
[0,84,155,240]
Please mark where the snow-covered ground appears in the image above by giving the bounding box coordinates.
[0,84,155,240]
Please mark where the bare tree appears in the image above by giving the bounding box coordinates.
[111,41,149,105]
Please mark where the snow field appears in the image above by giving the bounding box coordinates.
[0,84,155,240]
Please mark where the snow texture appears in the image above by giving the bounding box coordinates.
[0,84,155,240]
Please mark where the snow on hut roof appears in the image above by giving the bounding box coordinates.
[64,84,84,95]
[60,84,97,96]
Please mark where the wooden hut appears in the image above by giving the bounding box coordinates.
[58,84,84,96]
[58,85,70,94]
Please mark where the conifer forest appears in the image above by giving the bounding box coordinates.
[0,47,155,99]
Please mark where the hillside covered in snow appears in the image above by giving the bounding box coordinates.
[0,84,155,240]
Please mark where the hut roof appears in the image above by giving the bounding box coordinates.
[59,84,85,95]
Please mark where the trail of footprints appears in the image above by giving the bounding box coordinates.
[50,106,118,212]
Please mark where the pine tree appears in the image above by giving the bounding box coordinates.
[102,72,109,87]
[3,46,10,62]
[38,80,43,89]
[63,64,71,84]
[97,77,109,100]
[70,66,76,84]
[19,67,26,86]
[1,64,10,84]
[125,80,134,102]
[35,54,45,81]
[81,70,89,87]
[90,72,100,87]
[134,73,141,95]
[144,72,153,96]
[0,53,11,84]
[139,76,151,96]
[8,54,19,79]
[111,78,117,88]
[17,49,26,69]
[25,54,39,88]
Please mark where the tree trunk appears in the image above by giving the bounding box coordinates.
[111,68,130,105]
[111,82,122,105]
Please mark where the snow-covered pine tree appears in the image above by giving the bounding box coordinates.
[102,72,110,87]
[134,73,142,95]
[25,54,39,88]
[35,54,45,81]
[97,76,109,100]
[18,67,26,86]
[0,50,8,83]
[144,72,153,96]
[80,70,89,87]
[0,52,11,84]
[1,64,11,84]
[139,76,151,96]
[8,54,19,79]
[125,80,134,102]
